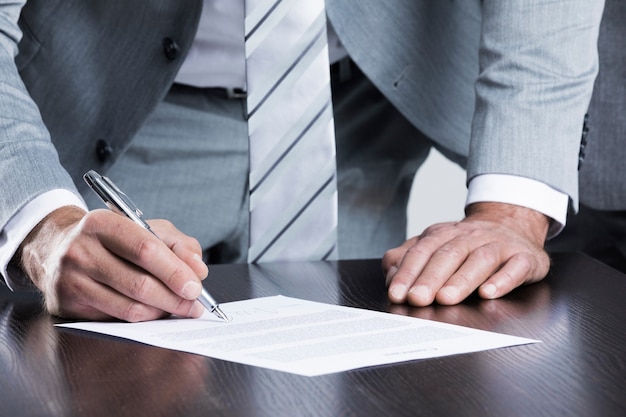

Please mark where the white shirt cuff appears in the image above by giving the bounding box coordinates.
[0,190,87,290]
[466,174,569,239]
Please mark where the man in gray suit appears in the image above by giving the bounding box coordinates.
[328,0,605,306]
[0,0,605,321]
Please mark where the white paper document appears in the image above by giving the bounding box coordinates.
[57,295,539,376]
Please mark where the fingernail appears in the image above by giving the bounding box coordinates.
[193,253,205,265]
[181,280,202,299]
[193,253,209,276]
[439,286,460,300]
[389,284,408,302]
[385,266,398,286]
[408,285,431,303]
[482,283,497,298]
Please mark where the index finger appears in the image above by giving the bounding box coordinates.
[386,233,450,304]
[404,236,477,305]
[94,214,204,301]
[148,219,209,280]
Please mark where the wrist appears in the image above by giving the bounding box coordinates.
[465,202,550,245]
[15,206,86,290]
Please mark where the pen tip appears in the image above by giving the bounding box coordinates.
[213,306,231,322]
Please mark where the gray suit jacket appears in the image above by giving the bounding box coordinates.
[0,0,202,229]
[0,0,607,233]
[327,0,605,211]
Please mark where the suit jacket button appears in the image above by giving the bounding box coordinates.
[162,37,179,61]
[95,139,113,163]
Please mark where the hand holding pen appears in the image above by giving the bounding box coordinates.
[83,170,230,322]
[16,172,228,322]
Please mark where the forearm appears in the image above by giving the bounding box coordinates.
[0,1,82,257]
[468,0,605,208]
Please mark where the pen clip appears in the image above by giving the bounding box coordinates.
[83,170,146,225]
[101,175,144,219]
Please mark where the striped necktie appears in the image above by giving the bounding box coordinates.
[244,0,338,263]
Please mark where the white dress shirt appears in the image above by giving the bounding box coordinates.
[174,1,245,88]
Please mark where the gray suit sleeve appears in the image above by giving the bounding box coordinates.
[0,1,79,231]
[467,0,605,211]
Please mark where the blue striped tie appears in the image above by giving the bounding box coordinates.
[244,0,338,263]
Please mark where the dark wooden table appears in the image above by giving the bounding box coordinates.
[1,252,625,417]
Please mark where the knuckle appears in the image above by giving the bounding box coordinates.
[81,209,108,233]
[151,218,175,232]
[61,242,85,267]
[160,219,175,229]
[472,245,499,265]
[382,248,404,266]
[172,236,203,257]
[121,302,147,323]
[500,253,537,285]
[421,221,456,236]
[517,250,550,282]
[537,251,551,273]
[165,265,188,286]
[454,270,474,286]
[434,244,464,261]
[127,273,152,301]
[381,250,395,268]
[513,253,534,276]
[392,268,417,284]
[422,270,445,284]
[162,219,174,228]
[188,237,202,252]
[499,269,517,286]
[420,224,440,236]
[133,237,160,263]
[406,244,433,258]
[172,297,192,316]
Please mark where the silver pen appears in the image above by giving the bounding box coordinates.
[83,169,230,322]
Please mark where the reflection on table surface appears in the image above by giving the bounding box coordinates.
[0,252,624,417]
